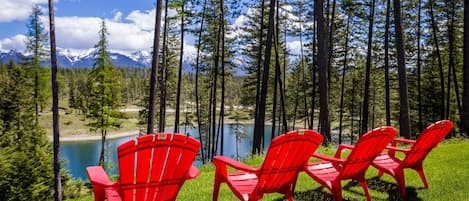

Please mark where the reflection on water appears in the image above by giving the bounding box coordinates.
[60,124,279,180]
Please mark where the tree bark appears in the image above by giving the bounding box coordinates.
[174,1,185,133]
[394,0,411,138]
[253,0,276,155]
[447,1,462,131]
[219,0,226,155]
[316,0,331,143]
[462,0,469,136]
[338,15,350,145]
[384,0,391,127]
[429,1,445,121]
[254,0,266,125]
[48,1,61,200]
[417,0,423,132]
[147,0,163,134]
[361,0,375,135]
[195,0,207,163]
[159,0,170,133]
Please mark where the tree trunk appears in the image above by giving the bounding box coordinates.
[462,0,469,136]
[272,0,280,140]
[254,0,266,125]
[361,0,375,135]
[394,0,411,139]
[219,0,226,155]
[48,1,61,200]
[350,76,356,144]
[159,0,170,133]
[417,0,423,132]
[253,0,276,155]
[99,130,106,166]
[195,0,207,163]
[384,0,391,126]
[338,15,350,145]
[147,0,163,134]
[211,7,221,158]
[310,8,317,130]
[447,1,462,131]
[174,1,185,133]
[316,0,331,143]
[429,1,445,121]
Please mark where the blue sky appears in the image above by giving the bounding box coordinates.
[0,0,303,59]
[0,0,164,53]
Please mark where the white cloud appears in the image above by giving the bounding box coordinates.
[38,13,155,51]
[1,7,191,56]
[125,9,156,31]
[183,42,197,63]
[112,10,123,22]
[0,0,48,22]
[287,40,302,56]
[0,34,28,52]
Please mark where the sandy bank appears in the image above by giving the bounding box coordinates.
[48,130,139,142]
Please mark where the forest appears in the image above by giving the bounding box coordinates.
[0,0,468,200]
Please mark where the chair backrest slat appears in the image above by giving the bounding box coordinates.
[401,120,453,167]
[341,127,397,179]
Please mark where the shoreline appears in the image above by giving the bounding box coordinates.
[48,119,256,143]
[48,130,139,143]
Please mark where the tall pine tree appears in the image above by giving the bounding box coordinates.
[87,20,122,166]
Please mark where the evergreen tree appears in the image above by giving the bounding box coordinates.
[0,61,54,200]
[25,5,50,123]
[87,20,122,166]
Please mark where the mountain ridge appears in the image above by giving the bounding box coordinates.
[0,48,152,68]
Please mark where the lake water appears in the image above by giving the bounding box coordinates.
[60,124,279,180]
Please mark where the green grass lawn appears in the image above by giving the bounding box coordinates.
[69,139,469,201]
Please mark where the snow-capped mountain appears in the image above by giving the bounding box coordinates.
[0,48,153,68]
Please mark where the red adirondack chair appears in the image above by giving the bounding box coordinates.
[86,133,201,201]
[371,120,454,196]
[212,129,324,201]
[304,127,397,201]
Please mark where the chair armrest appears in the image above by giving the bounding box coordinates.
[385,146,410,153]
[334,144,355,158]
[185,165,200,179]
[391,138,416,146]
[86,166,116,187]
[312,153,346,164]
[384,145,410,158]
[213,156,257,173]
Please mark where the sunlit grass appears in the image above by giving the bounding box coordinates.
[68,139,469,201]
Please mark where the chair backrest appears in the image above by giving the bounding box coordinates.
[117,133,200,201]
[401,120,453,167]
[255,130,323,195]
[340,127,397,180]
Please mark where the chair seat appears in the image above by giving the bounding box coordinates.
[373,154,402,171]
[226,172,259,200]
[306,162,341,188]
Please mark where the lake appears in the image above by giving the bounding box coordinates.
[60,124,279,180]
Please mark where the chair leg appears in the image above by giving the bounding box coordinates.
[414,164,429,188]
[331,181,343,201]
[394,169,407,197]
[285,190,294,201]
[358,178,371,201]
[285,183,295,201]
[213,177,222,201]
[377,170,384,177]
